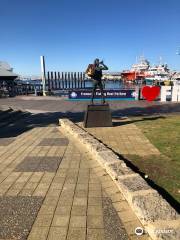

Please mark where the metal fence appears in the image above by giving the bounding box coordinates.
[2,71,127,97]
[46,71,86,90]
[14,83,43,95]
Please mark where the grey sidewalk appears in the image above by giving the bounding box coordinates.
[1,96,180,117]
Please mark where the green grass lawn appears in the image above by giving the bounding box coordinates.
[126,114,180,203]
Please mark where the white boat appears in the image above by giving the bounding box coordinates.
[147,63,169,77]
[171,72,180,86]
[144,60,171,85]
[121,56,171,83]
[131,56,150,72]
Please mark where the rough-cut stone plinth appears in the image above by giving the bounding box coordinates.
[106,162,134,179]
[146,220,180,240]
[118,175,151,192]
[96,151,120,167]
[132,192,179,224]
[89,143,108,153]
[77,133,93,143]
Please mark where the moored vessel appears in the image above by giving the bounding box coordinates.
[121,56,171,84]
[121,56,150,81]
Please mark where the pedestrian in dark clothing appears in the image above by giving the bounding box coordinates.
[87,58,108,104]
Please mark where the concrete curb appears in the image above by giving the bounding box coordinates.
[59,118,180,240]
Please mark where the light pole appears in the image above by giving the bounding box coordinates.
[40,56,46,96]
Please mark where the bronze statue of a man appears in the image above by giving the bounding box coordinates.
[86,58,108,104]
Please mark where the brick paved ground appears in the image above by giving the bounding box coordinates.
[78,118,160,156]
[1,97,177,239]
[0,125,151,240]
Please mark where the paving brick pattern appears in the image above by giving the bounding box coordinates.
[38,138,69,146]
[0,126,152,240]
[14,156,62,172]
[0,137,16,146]
[78,119,160,156]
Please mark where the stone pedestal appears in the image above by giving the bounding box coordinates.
[84,104,112,128]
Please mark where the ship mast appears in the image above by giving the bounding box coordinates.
[159,56,163,65]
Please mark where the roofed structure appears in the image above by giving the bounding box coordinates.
[0,61,18,80]
[0,61,19,97]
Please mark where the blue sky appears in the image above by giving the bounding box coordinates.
[1,0,180,75]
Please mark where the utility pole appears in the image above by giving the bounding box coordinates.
[40,56,46,96]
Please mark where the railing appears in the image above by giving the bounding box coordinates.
[14,84,43,95]
[2,71,133,97]
[46,71,86,90]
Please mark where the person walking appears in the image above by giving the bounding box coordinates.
[86,58,108,104]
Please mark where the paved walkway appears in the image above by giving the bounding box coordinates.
[1,96,180,117]
[78,118,160,156]
[0,125,151,240]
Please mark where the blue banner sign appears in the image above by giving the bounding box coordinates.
[68,89,137,100]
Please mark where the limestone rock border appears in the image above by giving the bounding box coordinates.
[59,118,180,240]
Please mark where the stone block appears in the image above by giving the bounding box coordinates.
[77,133,92,143]
[69,216,86,228]
[131,192,179,224]
[96,150,120,167]
[34,214,53,227]
[82,138,102,151]
[88,197,102,206]
[117,175,151,201]
[90,143,109,154]
[87,215,104,228]
[67,228,86,240]
[87,229,105,240]
[105,161,134,179]
[55,206,71,215]
[52,215,70,227]
[47,227,67,240]
[71,206,87,216]
[70,128,86,138]
[78,135,95,146]
[73,197,87,206]
[145,220,180,240]
[87,205,103,216]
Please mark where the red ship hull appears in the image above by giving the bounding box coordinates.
[121,71,147,81]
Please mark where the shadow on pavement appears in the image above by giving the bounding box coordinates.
[0,101,179,138]
[112,103,180,117]
[0,110,84,138]
[113,116,166,126]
